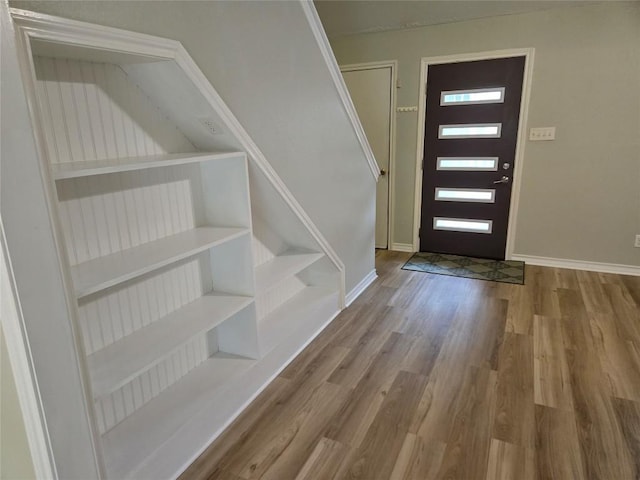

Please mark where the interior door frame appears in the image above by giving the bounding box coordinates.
[340,60,397,250]
[412,48,535,259]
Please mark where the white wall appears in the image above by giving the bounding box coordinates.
[10,0,377,292]
[329,2,640,267]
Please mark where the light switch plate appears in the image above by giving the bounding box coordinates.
[529,127,556,141]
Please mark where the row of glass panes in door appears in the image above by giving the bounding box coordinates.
[432,87,505,235]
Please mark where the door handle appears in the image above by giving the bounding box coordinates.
[380,169,387,176]
[493,176,510,184]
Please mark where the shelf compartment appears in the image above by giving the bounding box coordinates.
[101,286,340,480]
[87,293,254,399]
[254,251,324,294]
[101,352,256,480]
[52,151,245,179]
[259,286,339,355]
[71,227,249,298]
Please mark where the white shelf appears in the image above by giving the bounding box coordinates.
[71,227,249,298]
[254,251,324,294]
[259,286,339,355]
[101,352,256,480]
[52,151,245,179]
[101,286,340,480]
[87,293,254,399]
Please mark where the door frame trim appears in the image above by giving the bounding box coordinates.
[412,48,535,259]
[340,60,398,250]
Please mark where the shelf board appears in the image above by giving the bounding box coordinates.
[101,352,256,480]
[71,227,249,298]
[254,251,324,294]
[101,286,339,480]
[52,151,245,179]
[87,292,254,399]
[259,286,339,355]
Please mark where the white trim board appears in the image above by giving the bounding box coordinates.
[299,1,380,181]
[413,48,535,257]
[512,254,640,277]
[340,60,398,251]
[345,269,378,307]
[390,243,415,253]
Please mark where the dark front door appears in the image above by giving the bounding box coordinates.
[420,56,525,259]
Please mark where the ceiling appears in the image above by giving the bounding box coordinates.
[314,0,598,37]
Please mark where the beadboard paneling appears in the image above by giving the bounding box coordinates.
[56,165,204,265]
[33,56,195,165]
[77,256,209,355]
[252,236,275,268]
[94,335,208,434]
[255,275,306,320]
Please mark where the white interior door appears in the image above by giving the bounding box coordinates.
[342,66,392,249]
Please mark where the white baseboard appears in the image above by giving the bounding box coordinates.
[390,243,414,253]
[346,269,378,306]
[511,254,640,276]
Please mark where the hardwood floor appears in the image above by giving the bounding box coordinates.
[181,250,640,480]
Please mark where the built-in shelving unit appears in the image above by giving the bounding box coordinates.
[14,14,343,479]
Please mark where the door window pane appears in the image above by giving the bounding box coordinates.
[440,87,505,106]
[436,157,498,171]
[433,217,493,234]
[435,188,495,203]
[438,123,502,139]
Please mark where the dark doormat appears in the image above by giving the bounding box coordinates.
[402,252,525,285]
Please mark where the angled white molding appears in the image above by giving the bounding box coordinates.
[511,254,640,276]
[10,7,347,308]
[0,224,56,480]
[299,0,380,182]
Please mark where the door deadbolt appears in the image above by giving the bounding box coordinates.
[502,163,511,170]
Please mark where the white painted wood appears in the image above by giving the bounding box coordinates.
[32,56,195,165]
[510,254,640,276]
[95,335,208,434]
[3,6,103,477]
[413,48,535,255]
[254,252,324,294]
[126,289,340,480]
[252,236,276,267]
[255,275,306,320]
[9,8,349,479]
[101,352,256,479]
[87,293,253,399]
[77,256,204,355]
[259,286,339,357]
[345,269,379,307]
[71,227,249,298]
[390,243,415,253]
[52,151,244,179]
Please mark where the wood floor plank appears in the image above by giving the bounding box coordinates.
[324,332,415,447]
[184,251,640,480]
[259,383,350,480]
[485,439,535,480]
[293,437,347,480]
[389,434,446,480]
[565,347,636,480]
[337,371,428,480]
[535,404,586,479]
[434,366,498,480]
[612,397,640,479]
[492,332,535,447]
[533,315,574,410]
[590,312,640,402]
